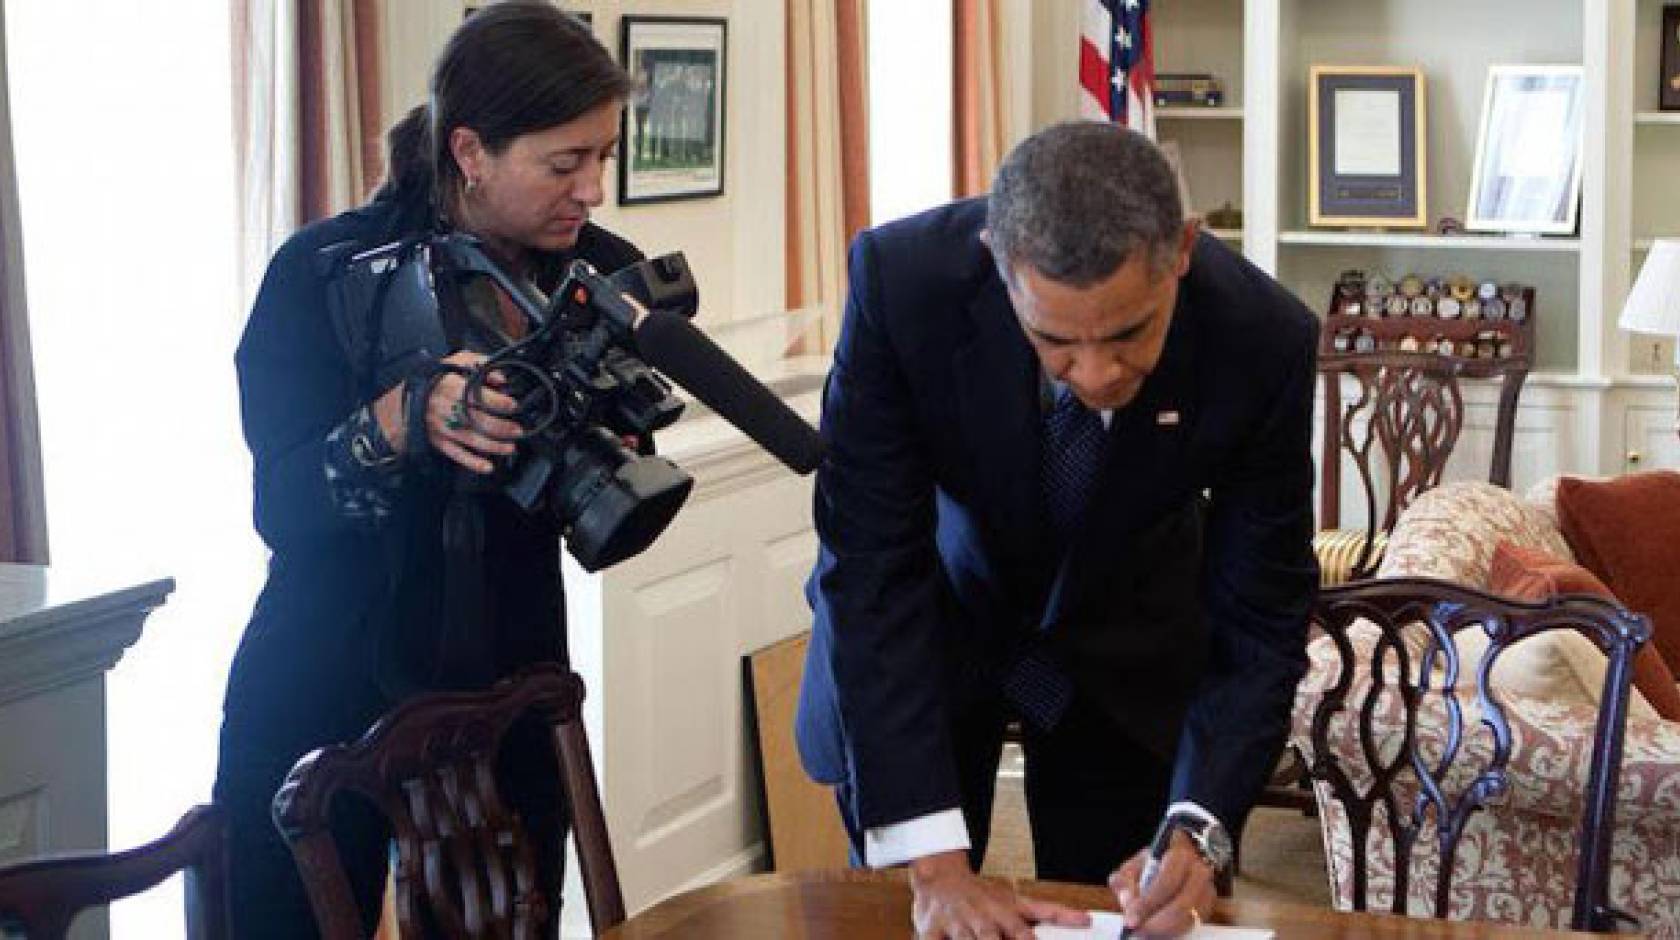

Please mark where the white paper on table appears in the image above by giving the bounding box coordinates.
[1035,910,1275,939]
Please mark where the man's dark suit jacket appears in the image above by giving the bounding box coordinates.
[795,197,1320,837]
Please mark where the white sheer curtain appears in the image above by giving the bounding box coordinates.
[785,0,869,351]
[234,0,383,307]
[5,2,254,936]
[234,0,301,308]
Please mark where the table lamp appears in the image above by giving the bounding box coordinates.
[1620,238,1680,441]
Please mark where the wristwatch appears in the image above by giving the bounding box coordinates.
[1166,811,1233,876]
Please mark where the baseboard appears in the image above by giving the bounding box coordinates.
[664,842,768,899]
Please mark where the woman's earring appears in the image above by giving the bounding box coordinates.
[465,176,481,195]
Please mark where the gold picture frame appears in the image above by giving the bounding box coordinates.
[1308,65,1428,229]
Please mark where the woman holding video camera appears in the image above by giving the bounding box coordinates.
[214,4,644,935]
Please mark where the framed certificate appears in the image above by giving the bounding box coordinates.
[1465,65,1585,235]
[1309,66,1428,229]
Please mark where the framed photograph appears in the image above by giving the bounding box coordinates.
[1309,66,1428,229]
[619,16,728,205]
[1663,5,1680,111]
[1465,65,1585,235]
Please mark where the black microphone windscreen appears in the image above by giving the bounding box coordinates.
[634,309,826,474]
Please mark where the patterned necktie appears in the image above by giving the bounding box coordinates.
[1003,386,1106,733]
[1041,385,1107,543]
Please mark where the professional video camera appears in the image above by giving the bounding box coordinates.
[326,232,824,572]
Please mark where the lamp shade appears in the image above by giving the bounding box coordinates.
[1620,238,1680,338]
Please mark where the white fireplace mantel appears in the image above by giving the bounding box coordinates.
[0,565,173,940]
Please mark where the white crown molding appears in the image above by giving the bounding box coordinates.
[0,566,173,706]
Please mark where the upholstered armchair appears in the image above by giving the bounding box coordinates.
[1292,479,1680,937]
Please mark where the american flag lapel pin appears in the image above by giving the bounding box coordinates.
[1157,410,1181,427]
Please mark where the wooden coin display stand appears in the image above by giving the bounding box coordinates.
[1318,277,1535,377]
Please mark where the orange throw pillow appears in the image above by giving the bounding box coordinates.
[1489,541,1680,721]
[1558,472,1680,675]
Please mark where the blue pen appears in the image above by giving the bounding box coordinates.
[1117,815,1179,940]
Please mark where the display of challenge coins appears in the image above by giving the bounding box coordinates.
[1319,267,1536,366]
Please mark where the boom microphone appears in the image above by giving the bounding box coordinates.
[633,308,826,474]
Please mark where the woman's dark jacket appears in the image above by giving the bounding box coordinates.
[222,195,642,750]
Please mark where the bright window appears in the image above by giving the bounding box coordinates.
[867,0,953,225]
[6,3,256,936]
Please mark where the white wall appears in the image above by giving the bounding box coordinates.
[379,0,786,327]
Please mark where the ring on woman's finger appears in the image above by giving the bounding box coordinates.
[446,399,469,430]
[1190,908,1203,928]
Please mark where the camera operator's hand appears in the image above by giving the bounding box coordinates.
[373,351,522,474]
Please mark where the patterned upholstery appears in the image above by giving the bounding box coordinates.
[1294,479,1680,937]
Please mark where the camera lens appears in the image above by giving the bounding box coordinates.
[548,426,693,571]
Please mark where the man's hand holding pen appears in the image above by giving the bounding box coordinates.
[1108,825,1216,938]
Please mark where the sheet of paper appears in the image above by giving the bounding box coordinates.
[1333,88,1402,177]
[1035,910,1275,940]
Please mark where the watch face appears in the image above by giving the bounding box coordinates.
[1175,814,1234,873]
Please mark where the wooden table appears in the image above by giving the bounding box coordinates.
[603,870,1612,938]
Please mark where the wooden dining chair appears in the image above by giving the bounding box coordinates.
[1316,349,1529,584]
[0,804,230,939]
[271,663,624,939]
[1300,578,1647,932]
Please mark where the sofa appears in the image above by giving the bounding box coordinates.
[1291,477,1680,936]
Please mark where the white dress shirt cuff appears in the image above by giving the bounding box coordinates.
[1164,799,1223,831]
[863,808,971,868]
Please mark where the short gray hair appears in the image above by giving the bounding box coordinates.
[986,121,1184,287]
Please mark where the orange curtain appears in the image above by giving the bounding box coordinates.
[953,0,1008,198]
[835,0,870,251]
[785,0,871,347]
[233,0,383,307]
[0,3,47,564]
[297,0,385,223]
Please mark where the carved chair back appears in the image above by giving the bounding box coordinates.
[0,804,230,939]
[1319,351,1527,579]
[1304,578,1648,931]
[272,664,623,939]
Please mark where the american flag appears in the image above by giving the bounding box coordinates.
[1080,0,1156,139]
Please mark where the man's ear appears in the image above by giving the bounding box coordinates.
[448,126,486,183]
[1173,219,1198,277]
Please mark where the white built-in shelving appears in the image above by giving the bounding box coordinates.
[1040,0,1680,473]
[1277,231,1583,253]
[1158,106,1246,121]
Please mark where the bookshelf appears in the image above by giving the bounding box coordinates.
[1152,0,1246,244]
[1038,0,1680,475]
[1630,0,1680,373]
[1276,232,1583,253]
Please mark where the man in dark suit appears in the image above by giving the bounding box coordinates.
[796,122,1319,939]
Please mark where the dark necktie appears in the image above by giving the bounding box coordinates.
[1041,385,1106,543]
[1002,386,1106,732]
